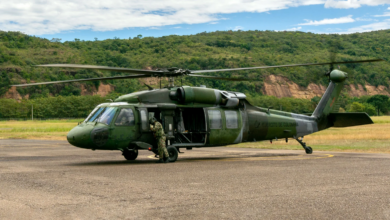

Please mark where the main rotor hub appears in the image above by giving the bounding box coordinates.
[161,68,191,77]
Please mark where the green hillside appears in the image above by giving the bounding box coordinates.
[0,30,389,99]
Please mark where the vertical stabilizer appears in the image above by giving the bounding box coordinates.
[312,70,347,130]
[312,81,344,118]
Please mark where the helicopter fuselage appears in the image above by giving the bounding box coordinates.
[66,87,318,151]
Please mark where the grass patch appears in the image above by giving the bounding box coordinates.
[371,116,390,124]
[0,119,82,140]
[1,117,389,153]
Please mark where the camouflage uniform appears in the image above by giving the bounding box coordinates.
[151,121,169,159]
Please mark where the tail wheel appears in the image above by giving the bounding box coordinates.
[166,146,178,162]
[123,149,138,160]
[305,147,313,154]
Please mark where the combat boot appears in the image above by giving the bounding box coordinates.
[163,156,169,163]
[156,159,164,163]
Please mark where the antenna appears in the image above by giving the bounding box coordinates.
[143,83,153,90]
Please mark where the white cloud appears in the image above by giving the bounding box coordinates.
[233,26,244,31]
[299,15,355,25]
[374,12,390,17]
[373,6,390,16]
[325,0,390,9]
[0,0,329,35]
[285,27,302,31]
[344,19,390,33]
[356,17,377,21]
[1,0,389,35]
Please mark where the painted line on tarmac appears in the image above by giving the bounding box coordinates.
[147,153,334,162]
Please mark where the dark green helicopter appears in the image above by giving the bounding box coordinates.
[13,58,384,162]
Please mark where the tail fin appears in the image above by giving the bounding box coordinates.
[312,81,344,118]
[312,70,347,130]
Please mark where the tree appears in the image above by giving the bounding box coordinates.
[362,103,376,116]
[348,102,365,112]
[367,95,390,116]
[311,96,321,109]
[347,102,377,116]
[0,71,11,96]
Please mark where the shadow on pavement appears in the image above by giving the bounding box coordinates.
[66,153,300,166]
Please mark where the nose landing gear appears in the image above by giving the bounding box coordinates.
[295,137,313,154]
[122,148,139,160]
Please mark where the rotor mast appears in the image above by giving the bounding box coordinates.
[168,77,175,88]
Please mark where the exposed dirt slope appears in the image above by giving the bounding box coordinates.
[3,75,390,100]
[262,75,390,99]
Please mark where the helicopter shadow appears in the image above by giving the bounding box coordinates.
[66,153,299,166]
[66,159,159,166]
[66,157,237,166]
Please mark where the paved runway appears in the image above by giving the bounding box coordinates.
[1,139,390,219]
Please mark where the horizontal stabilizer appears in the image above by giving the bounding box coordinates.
[328,113,373,127]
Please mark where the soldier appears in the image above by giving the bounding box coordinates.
[149,117,169,163]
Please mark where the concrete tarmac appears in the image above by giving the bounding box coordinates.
[1,139,390,219]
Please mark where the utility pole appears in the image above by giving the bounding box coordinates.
[31,104,33,121]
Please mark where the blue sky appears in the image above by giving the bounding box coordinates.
[1,0,390,42]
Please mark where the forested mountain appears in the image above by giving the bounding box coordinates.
[0,29,389,99]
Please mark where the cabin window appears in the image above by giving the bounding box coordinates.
[225,111,238,129]
[115,108,135,126]
[140,109,148,131]
[208,110,222,129]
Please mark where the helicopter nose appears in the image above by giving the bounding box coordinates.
[67,125,94,148]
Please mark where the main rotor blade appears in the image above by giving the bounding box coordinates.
[36,64,163,75]
[11,74,150,87]
[188,74,253,81]
[191,59,385,74]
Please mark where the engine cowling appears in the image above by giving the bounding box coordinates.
[171,86,246,107]
[175,86,221,104]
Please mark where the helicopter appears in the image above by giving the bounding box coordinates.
[12,58,384,162]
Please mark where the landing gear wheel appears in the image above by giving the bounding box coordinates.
[123,149,138,160]
[166,146,178,162]
[305,146,313,154]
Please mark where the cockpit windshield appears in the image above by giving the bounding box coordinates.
[85,107,118,125]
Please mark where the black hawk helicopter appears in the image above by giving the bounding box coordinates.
[12,57,384,162]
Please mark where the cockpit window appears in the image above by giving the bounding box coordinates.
[115,108,135,126]
[85,107,118,125]
[85,107,102,122]
[98,107,117,125]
